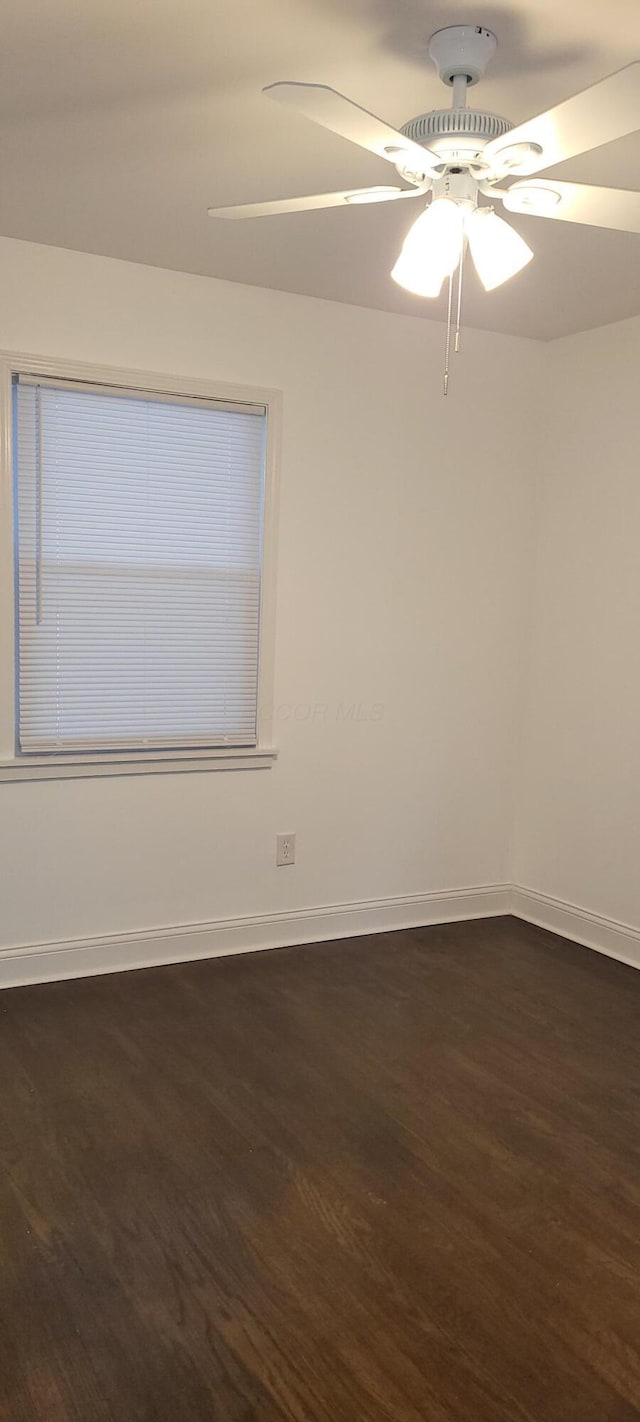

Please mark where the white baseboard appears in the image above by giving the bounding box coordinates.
[3,881,638,991]
[511,886,640,971]
[0,883,511,990]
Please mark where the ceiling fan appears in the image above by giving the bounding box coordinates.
[209,26,640,389]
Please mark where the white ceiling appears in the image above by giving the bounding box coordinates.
[2,0,640,340]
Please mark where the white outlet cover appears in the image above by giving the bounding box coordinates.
[276,833,296,866]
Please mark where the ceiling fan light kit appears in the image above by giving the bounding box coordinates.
[392,194,533,299]
[209,25,640,393]
[391,197,465,299]
[466,208,534,292]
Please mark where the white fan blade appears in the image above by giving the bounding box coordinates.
[208,185,424,219]
[503,179,640,233]
[263,82,440,176]
[486,62,640,177]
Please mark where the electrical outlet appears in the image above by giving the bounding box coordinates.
[276,833,296,867]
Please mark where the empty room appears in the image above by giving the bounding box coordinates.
[1,2,639,1418]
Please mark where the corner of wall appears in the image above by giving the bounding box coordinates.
[509,315,640,965]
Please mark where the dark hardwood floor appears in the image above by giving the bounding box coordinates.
[1,916,640,1421]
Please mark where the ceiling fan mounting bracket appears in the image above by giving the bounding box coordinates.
[428,26,497,88]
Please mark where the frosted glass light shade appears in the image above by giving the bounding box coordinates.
[467,208,533,291]
[391,198,465,298]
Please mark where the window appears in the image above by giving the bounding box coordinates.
[0,358,279,779]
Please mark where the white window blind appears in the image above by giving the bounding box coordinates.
[14,376,266,753]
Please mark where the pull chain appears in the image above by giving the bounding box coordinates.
[444,243,466,394]
[443,270,454,396]
[455,243,464,354]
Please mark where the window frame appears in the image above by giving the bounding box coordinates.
[0,353,281,781]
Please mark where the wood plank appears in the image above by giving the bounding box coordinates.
[0,916,639,1420]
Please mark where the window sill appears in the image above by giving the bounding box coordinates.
[0,747,278,782]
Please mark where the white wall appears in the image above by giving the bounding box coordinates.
[515,314,640,933]
[0,236,540,954]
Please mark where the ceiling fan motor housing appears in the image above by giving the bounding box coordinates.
[400,108,513,173]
